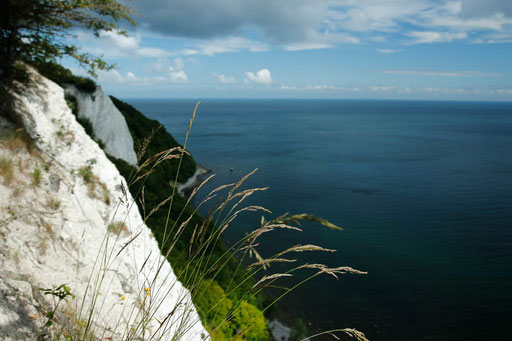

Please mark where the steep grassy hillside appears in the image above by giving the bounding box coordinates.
[110,96,196,183]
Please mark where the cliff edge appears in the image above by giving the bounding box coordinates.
[0,66,207,340]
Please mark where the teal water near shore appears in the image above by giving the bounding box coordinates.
[126,99,512,340]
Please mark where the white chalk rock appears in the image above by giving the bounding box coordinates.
[1,66,207,340]
[64,84,138,165]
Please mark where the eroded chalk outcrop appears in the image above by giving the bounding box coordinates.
[64,84,138,165]
[0,67,207,340]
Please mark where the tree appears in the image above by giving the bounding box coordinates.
[0,0,134,78]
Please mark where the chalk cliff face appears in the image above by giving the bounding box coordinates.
[64,84,138,165]
[0,67,207,340]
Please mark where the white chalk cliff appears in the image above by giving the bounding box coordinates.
[0,67,207,340]
[64,84,138,165]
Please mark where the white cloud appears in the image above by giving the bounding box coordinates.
[284,42,333,51]
[305,85,341,90]
[407,31,468,44]
[76,30,171,58]
[370,85,396,92]
[98,57,188,85]
[189,37,268,56]
[382,69,500,77]
[213,73,236,84]
[245,69,272,85]
[377,48,402,53]
[167,57,188,83]
[495,87,512,94]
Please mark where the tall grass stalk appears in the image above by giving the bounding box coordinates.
[42,103,367,341]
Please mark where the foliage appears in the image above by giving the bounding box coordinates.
[108,151,262,299]
[39,284,75,328]
[194,279,236,339]
[110,96,197,183]
[194,280,268,341]
[289,319,309,341]
[0,0,134,77]
[36,61,97,93]
[232,300,268,341]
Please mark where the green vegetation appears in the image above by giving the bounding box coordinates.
[289,319,308,341]
[35,61,97,93]
[0,0,134,77]
[78,165,93,183]
[39,284,75,328]
[0,157,14,185]
[110,96,196,183]
[108,152,269,339]
[32,166,41,186]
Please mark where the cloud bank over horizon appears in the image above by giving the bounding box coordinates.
[63,0,512,100]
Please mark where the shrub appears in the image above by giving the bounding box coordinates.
[30,61,97,93]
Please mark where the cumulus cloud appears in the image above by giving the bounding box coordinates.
[96,30,170,58]
[126,0,512,51]
[134,0,324,43]
[245,69,272,85]
[167,57,188,83]
[213,73,236,84]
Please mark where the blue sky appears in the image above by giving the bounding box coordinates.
[63,0,512,100]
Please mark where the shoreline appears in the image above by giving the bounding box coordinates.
[177,163,211,196]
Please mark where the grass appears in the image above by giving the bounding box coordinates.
[108,221,129,236]
[0,157,14,185]
[32,166,41,186]
[78,164,110,204]
[43,102,368,341]
[1,74,367,340]
[46,197,61,210]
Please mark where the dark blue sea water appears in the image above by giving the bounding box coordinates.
[126,99,512,341]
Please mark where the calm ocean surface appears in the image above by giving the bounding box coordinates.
[126,99,512,341]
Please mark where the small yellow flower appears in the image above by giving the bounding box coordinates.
[144,287,151,296]
[121,295,126,300]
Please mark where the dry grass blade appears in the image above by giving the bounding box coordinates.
[165,213,194,258]
[132,167,157,184]
[228,168,258,197]
[275,213,343,231]
[298,264,367,279]
[115,230,142,258]
[137,147,186,171]
[284,244,337,253]
[186,174,216,202]
[340,328,369,341]
[144,194,174,223]
[184,101,200,148]
[304,328,369,341]
[252,273,292,288]
[136,125,161,162]
[248,258,297,269]
[208,182,235,196]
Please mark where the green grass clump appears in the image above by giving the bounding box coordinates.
[78,165,92,183]
[0,157,14,185]
[32,166,41,186]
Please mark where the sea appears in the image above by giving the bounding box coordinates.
[126,99,512,341]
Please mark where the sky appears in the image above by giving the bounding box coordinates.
[62,0,512,101]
